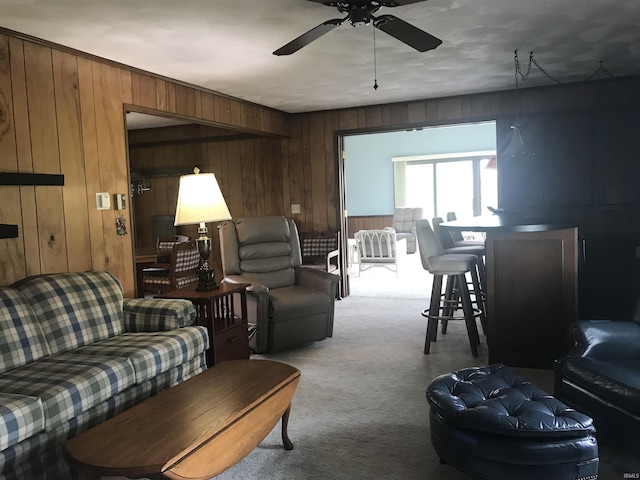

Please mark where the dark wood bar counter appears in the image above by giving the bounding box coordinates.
[440,215,576,233]
[440,216,578,369]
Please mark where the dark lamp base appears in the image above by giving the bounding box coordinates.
[196,269,219,291]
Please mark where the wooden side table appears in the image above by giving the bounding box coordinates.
[157,283,251,367]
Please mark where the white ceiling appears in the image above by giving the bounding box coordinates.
[2,0,640,116]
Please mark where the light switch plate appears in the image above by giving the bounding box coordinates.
[291,204,300,214]
[96,192,110,210]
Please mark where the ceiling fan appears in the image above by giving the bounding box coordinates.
[273,0,442,56]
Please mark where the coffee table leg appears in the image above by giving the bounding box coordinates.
[282,404,294,450]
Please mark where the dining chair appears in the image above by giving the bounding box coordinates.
[141,240,200,295]
[156,234,190,256]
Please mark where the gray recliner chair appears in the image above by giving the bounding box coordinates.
[218,216,340,353]
[386,207,423,254]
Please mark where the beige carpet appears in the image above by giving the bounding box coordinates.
[94,257,640,479]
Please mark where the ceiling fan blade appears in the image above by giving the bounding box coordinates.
[379,0,430,5]
[273,18,346,56]
[373,14,442,52]
[305,0,429,6]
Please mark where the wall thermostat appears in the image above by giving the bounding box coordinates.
[96,192,110,210]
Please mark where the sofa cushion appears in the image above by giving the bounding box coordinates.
[0,289,51,374]
[71,327,209,383]
[0,353,135,430]
[122,298,197,332]
[0,394,44,452]
[13,272,125,355]
[560,356,640,415]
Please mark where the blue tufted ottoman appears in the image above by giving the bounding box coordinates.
[426,364,599,480]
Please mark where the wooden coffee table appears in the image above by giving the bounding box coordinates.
[65,360,300,479]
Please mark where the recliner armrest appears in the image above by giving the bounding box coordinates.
[569,319,640,360]
[296,266,339,297]
[223,274,269,295]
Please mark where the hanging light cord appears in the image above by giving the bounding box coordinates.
[373,25,379,90]
[514,50,614,87]
[585,61,615,81]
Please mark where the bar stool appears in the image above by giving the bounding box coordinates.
[416,219,486,357]
[432,217,487,325]
[445,211,486,247]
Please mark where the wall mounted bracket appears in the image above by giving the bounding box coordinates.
[0,172,65,239]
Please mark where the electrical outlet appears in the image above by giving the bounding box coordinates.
[291,204,301,214]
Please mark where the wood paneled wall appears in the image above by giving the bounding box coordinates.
[3,25,640,300]
[288,76,640,234]
[128,124,287,273]
[0,29,289,294]
[347,216,393,237]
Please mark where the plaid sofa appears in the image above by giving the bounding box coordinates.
[0,271,208,479]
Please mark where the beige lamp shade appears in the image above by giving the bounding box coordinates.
[174,170,231,226]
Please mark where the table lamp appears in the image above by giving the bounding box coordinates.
[174,167,231,291]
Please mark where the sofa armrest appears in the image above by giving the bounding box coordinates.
[296,266,340,297]
[569,319,640,360]
[122,298,197,332]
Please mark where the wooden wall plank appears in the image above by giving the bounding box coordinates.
[93,62,134,295]
[239,139,257,216]
[0,34,27,282]
[131,72,157,109]
[79,59,105,271]
[253,140,266,215]
[52,50,92,273]
[9,37,40,278]
[324,111,339,230]
[407,102,426,124]
[155,79,167,111]
[309,114,327,231]
[264,139,284,216]
[364,106,383,128]
[23,42,68,274]
[201,92,214,121]
[119,69,132,105]
[300,115,313,229]
[226,141,243,215]
[175,84,196,117]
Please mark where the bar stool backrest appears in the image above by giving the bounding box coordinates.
[415,219,446,272]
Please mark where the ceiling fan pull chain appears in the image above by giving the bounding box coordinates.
[373,24,379,90]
